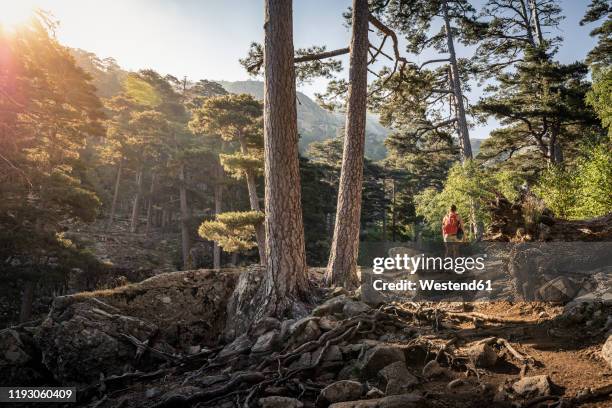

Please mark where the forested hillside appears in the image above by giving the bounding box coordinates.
[1,1,611,407]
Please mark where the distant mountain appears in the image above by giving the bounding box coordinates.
[218,81,389,160]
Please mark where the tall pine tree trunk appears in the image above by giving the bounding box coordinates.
[213,162,223,269]
[107,160,122,230]
[442,0,483,240]
[19,279,35,323]
[261,0,309,312]
[130,164,144,233]
[179,164,191,269]
[326,0,369,289]
[238,135,267,265]
[145,172,157,236]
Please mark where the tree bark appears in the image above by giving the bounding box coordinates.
[261,0,309,313]
[130,164,144,233]
[442,1,483,240]
[179,164,191,269]
[19,280,35,323]
[528,0,545,46]
[145,172,157,236]
[238,135,266,265]
[442,0,472,162]
[213,161,223,269]
[107,160,123,230]
[325,0,369,289]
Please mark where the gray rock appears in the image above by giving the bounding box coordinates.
[511,375,553,398]
[259,396,304,408]
[145,388,161,398]
[360,345,405,378]
[328,393,422,408]
[319,380,363,404]
[343,301,371,317]
[601,335,612,368]
[337,360,360,380]
[291,319,321,345]
[289,352,313,371]
[466,343,498,368]
[1,329,31,365]
[378,361,418,395]
[251,317,281,337]
[313,295,348,316]
[422,360,446,378]
[319,316,339,331]
[251,331,279,353]
[322,345,343,362]
[219,334,253,358]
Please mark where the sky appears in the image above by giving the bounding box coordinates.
[3,0,600,139]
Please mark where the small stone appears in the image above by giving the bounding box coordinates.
[378,361,419,395]
[422,360,446,378]
[322,345,343,362]
[319,316,339,331]
[161,296,171,304]
[313,295,348,316]
[466,343,498,368]
[511,375,554,398]
[343,300,371,317]
[259,396,304,408]
[318,380,364,404]
[187,345,201,355]
[218,334,252,358]
[145,388,160,398]
[328,393,422,408]
[252,331,279,353]
[360,345,405,378]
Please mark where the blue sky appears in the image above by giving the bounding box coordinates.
[33,0,599,138]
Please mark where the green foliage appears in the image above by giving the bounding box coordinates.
[535,143,612,219]
[198,211,264,253]
[586,67,612,137]
[123,74,162,107]
[219,152,263,179]
[414,161,495,239]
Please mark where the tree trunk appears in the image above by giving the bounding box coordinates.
[19,280,35,323]
[325,0,369,289]
[130,164,144,233]
[179,164,191,269]
[261,0,309,312]
[528,0,545,46]
[391,179,397,242]
[239,135,267,265]
[443,1,483,240]
[213,162,223,269]
[107,160,123,230]
[442,0,472,162]
[145,172,157,236]
[519,0,537,47]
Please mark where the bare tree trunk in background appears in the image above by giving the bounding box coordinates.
[179,164,191,269]
[107,160,122,230]
[238,135,266,265]
[391,179,397,242]
[213,160,223,269]
[528,0,544,46]
[19,279,35,323]
[325,0,369,290]
[130,164,144,233]
[145,172,157,236]
[442,0,483,240]
[260,0,309,315]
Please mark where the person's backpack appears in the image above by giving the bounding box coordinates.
[443,212,459,235]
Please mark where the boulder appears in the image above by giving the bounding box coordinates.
[378,361,418,395]
[602,335,612,368]
[251,331,279,353]
[360,345,405,378]
[342,301,370,317]
[290,317,321,345]
[0,328,46,385]
[313,295,349,316]
[218,334,252,358]
[259,396,304,408]
[466,343,498,368]
[328,393,423,408]
[511,375,553,399]
[318,380,364,404]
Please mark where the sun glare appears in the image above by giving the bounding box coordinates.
[0,1,37,29]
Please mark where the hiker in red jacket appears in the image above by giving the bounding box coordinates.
[442,204,464,258]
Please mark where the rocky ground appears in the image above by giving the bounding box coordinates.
[1,266,611,408]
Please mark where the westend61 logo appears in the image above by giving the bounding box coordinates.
[372,254,486,275]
